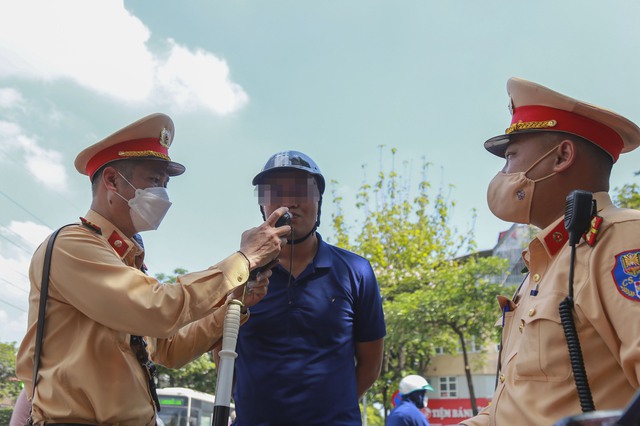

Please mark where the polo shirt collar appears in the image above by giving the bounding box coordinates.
[313,232,332,269]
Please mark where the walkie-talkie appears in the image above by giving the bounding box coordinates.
[561,190,596,415]
[249,211,292,280]
[564,190,595,246]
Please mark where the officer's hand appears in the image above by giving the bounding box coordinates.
[230,269,271,307]
[239,207,290,270]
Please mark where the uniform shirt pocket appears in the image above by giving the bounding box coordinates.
[514,292,572,382]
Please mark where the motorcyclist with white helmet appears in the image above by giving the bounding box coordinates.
[387,375,433,426]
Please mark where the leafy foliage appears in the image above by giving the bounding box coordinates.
[0,341,21,400]
[153,268,218,393]
[155,268,188,284]
[613,168,640,209]
[330,147,509,418]
[0,407,13,425]
[156,352,217,393]
[614,182,640,209]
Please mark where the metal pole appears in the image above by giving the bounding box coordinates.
[212,300,243,426]
[362,392,368,426]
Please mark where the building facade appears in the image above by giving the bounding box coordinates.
[422,224,534,426]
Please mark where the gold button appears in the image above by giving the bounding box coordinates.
[114,240,122,247]
[519,319,525,332]
[553,232,564,242]
[529,308,536,317]
[237,275,243,282]
[499,374,505,383]
[533,273,540,282]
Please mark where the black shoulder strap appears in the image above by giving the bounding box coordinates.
[31,224,75,402]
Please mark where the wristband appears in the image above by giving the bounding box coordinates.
[237,250,251,270]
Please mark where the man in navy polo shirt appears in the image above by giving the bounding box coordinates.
[230,150,386,425]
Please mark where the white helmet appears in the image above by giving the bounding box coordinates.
[399,375,433,395]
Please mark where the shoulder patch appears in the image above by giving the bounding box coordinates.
[611,249,640,302]
[80,216,102,235]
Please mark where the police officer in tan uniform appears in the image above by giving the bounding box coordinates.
[461,78,640,426]
[16,113,291,425]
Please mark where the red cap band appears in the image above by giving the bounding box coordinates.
[511,105,624,161]
[85,138,170,178]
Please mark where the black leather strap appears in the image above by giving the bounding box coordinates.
[31,225,75,401]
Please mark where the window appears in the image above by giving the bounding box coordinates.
[435,346,445,355]
[439,376,457,398]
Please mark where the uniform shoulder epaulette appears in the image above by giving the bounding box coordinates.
[583,214,603,247]
[80,217,102,235]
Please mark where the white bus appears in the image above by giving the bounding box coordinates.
[157,387,235,426]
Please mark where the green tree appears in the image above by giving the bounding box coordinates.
[612,168,640,209]
[0,341,21,400]
[331,147,508,419]
[614,182,640,209]
[155,267,188,284]
[153,268,218,393]
[156,353,217,393]
[396,256,508,415]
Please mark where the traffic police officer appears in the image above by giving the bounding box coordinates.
[461,78,640,425]
[16,113,289,425]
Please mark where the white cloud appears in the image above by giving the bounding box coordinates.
[0,120,69,189]
[155,40,250,115]
[7,220,52,249]
[0,220,48,344]
[0,87,25,110]
[0,0,248,115]
[0,308,29,345]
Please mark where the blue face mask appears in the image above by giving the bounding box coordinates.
[405,390,426,409]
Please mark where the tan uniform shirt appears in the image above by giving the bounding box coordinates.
[16,210,250,425]
[463,193,640,426]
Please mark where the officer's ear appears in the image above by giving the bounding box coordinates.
[101,166,119,191]
[553,139,577,173]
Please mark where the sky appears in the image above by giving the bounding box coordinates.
[1,0,640,344]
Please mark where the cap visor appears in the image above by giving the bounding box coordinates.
[166,160,186,176]
[484,134,511,157]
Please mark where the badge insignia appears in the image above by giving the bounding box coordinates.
[108,230,130,257]
[160,128,172,148]
[584,214,603,246]
[612,249,640,302]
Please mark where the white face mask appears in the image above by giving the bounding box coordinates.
[115,173,172,232]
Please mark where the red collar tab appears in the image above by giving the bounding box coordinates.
[543,221,569,256]
[108,230,130,257]
[80,217,102,235]
[509,105,624,161]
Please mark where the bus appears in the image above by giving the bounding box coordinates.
[156,387,235,426]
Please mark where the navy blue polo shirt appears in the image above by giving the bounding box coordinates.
[233,233,386,426]
[387,400,430,426]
